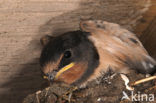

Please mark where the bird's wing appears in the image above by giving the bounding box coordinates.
[80,20,156,74]
[80,20,143,48]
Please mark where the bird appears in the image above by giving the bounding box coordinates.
[39,20,156,88]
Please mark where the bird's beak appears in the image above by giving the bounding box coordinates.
[43,71,57,81]
[55,62,75,79]
[43,62,75,81]
[43,75,48,79]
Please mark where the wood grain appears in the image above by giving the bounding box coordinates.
[140,16,156,58]
[0,0,151,103]
[134,0,156,36]
[134,0,156,58]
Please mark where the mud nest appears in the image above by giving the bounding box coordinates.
[23,71,156,103]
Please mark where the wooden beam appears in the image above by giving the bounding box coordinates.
[140,16,156,58]
[134,0,156,37]
[134,0,156,58]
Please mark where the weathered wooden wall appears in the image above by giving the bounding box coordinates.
[134,0,156,58]
[0,0,153,103]
[140,17,156,58]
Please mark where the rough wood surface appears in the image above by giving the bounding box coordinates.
[140,16,156,59]
[0,0,151,103]
[134,0,156,59]
[135,0,156,37]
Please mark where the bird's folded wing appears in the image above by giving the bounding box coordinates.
[80,20,156,74]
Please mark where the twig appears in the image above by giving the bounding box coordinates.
[45,87,50,97]
[36,90,41,103]
[131,76,156,86]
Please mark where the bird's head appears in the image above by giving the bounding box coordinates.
[40,30,99,85]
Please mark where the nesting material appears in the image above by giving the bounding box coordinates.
[23,71,156,103]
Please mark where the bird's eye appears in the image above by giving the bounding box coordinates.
[64,50,72,58]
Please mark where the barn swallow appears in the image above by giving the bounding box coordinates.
[40,20,156,87]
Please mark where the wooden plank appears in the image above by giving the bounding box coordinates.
[140,16,156,58]
[134,0,156,37]
[0,0,152,103]
[134,0,156,58]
